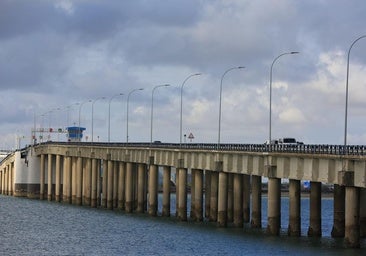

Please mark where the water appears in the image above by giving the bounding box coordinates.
[0,194,365,255]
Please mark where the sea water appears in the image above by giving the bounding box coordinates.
[0,194,365,255]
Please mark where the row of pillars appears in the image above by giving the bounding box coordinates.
[37,154,365,248]
[0,163,14,196]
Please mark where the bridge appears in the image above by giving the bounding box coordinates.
[1,141,366,248]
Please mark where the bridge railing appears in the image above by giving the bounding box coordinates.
[35,141,366,156]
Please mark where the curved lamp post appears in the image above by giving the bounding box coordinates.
[217,66,245,148]
[108,93,124,142]
[91,96,105,142]
[150,84,170,144]
[126,88,144,143]
[180,73,201,147]
[78,99,92,141]
[269,51,299,146]
[344,35,366,151]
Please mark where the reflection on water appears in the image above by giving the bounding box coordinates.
[0,195,365,255]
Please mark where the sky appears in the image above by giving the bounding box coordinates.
[1,0,366,149]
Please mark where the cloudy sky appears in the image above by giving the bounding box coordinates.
[1,0,366,149]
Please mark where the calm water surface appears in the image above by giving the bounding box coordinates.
[0,194,365,255]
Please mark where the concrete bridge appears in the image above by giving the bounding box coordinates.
[1,142,366,248]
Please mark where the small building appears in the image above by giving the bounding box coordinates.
[66,126,86,142]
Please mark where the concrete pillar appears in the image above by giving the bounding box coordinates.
[40,154,45,200]
[101,160,108,208]
[194,169,204,221]
[175,168,179,217]
[96,160,102,207]
[76,157,83,206]
[71,157,77,204]
[125,162,133,213]
[288,179,301,236]
[227,173,233,223]
[63,156,72,204]
[118,162,126,210]
[217,172,228,227]
[360,188,366,238]
[344,186,360,248]
[83,158,91,206]
[205,170,211,219]
[209,172,219,222]
[308,181,322,237]
[0,171,2,194]
[113,161,119,209]
[243,174,250,223]
[162,166,171,217]
[148,164,158,215]
[331,184,345,237]
[55,155,61,202]
[267,177,281,235]
[177,168,187,221]
[47,154,53,201]
[137,164,147,213]
[107,160,114,210]
[190,169,196,220]
[91,158,98,208]
[233,173,243,227]
[251,175,262,228]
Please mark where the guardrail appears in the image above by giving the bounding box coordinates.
[35,141,366,156]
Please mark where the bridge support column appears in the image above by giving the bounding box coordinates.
[177,167,187,221]
[243,174,250,223]
[162,166,171,217]
[107,160,114,210]
[137,163,147,213]
[40,154,45,200]
[194,169,204,221]
[62,156,72,204]
[175,168,179,217]
[345,186,360,248]
[117,162,126,210]
[76,157,83,206]
[113,161,119,209]
[91,158,98,208]
[83,158,91,206]
[205,170,211,220]
[308,181,322,237]
[55,155,61,202]
[71,157,77,204]
[331,184,345,237]
[47,154,53,201]
[148,163,158,216]
[288,179,301,236]
[125,162,134,213]
[360,188,366,238]
[217,171,228,227]
[190,169,196,220]
[251,175,262,228]
[267,177,281,235]
[209,172,219,222]
[101,160,108,208]
[233,173,243,227]
[227,174,233,223]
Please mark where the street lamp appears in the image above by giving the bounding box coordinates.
[150,84,170,144]
[180,73,201,147]
[126,88,144,143]
[217,66,245,148]
[91,96,106,142]
[108,93,124,142]
[344,35,366,151]
[269,51,299,146]
[78,99,92,141]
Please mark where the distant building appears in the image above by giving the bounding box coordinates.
[66,127,86,142]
